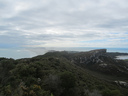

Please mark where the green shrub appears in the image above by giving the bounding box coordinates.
[60,71,76,89]
[102,88,122,96]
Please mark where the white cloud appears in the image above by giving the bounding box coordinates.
[0,0,128,48]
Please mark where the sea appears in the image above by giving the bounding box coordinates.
[0,47,128,59]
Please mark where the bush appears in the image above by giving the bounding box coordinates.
[60,71,76,89]
[2,85,12,96]
[102,88,122,96]
[60,71,77,96]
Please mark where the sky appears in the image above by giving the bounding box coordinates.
[0,0,128,58]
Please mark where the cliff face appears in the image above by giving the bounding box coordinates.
[71,49,107,65]
[69,49,128,76]
[43,49,128,76]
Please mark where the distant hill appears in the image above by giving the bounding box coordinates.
[0,49,128,96]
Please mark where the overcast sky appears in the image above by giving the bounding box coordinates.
[0,0,128,50]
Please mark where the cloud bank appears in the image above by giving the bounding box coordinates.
[0,0,128,49]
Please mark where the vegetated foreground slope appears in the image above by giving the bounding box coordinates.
[0,49,128,96]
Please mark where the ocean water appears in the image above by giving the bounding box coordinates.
[107,48,128,53]
[0,48,37,59]
[0,47,128,59]
[116,55,128,60]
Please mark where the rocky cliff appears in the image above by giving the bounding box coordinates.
[43,49,128,77]
[68,49,128,77]
[70,49,107,65]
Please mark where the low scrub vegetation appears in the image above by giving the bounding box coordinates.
[0,51,128,96]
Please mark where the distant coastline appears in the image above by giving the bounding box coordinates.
[0,47,128,59]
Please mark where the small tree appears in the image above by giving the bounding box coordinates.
[60,71,76,96]
[60,71,76,89]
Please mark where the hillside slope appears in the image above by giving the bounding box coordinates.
[0,49,128,96]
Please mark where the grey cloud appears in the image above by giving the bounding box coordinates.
[0,0,128,48]
[0,32,26,44]
[98,19,128,29]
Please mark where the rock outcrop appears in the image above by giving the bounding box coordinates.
[44,49,128,76]
[114,81,128,88]
[71,49,107,65]
[69,49,128,76]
